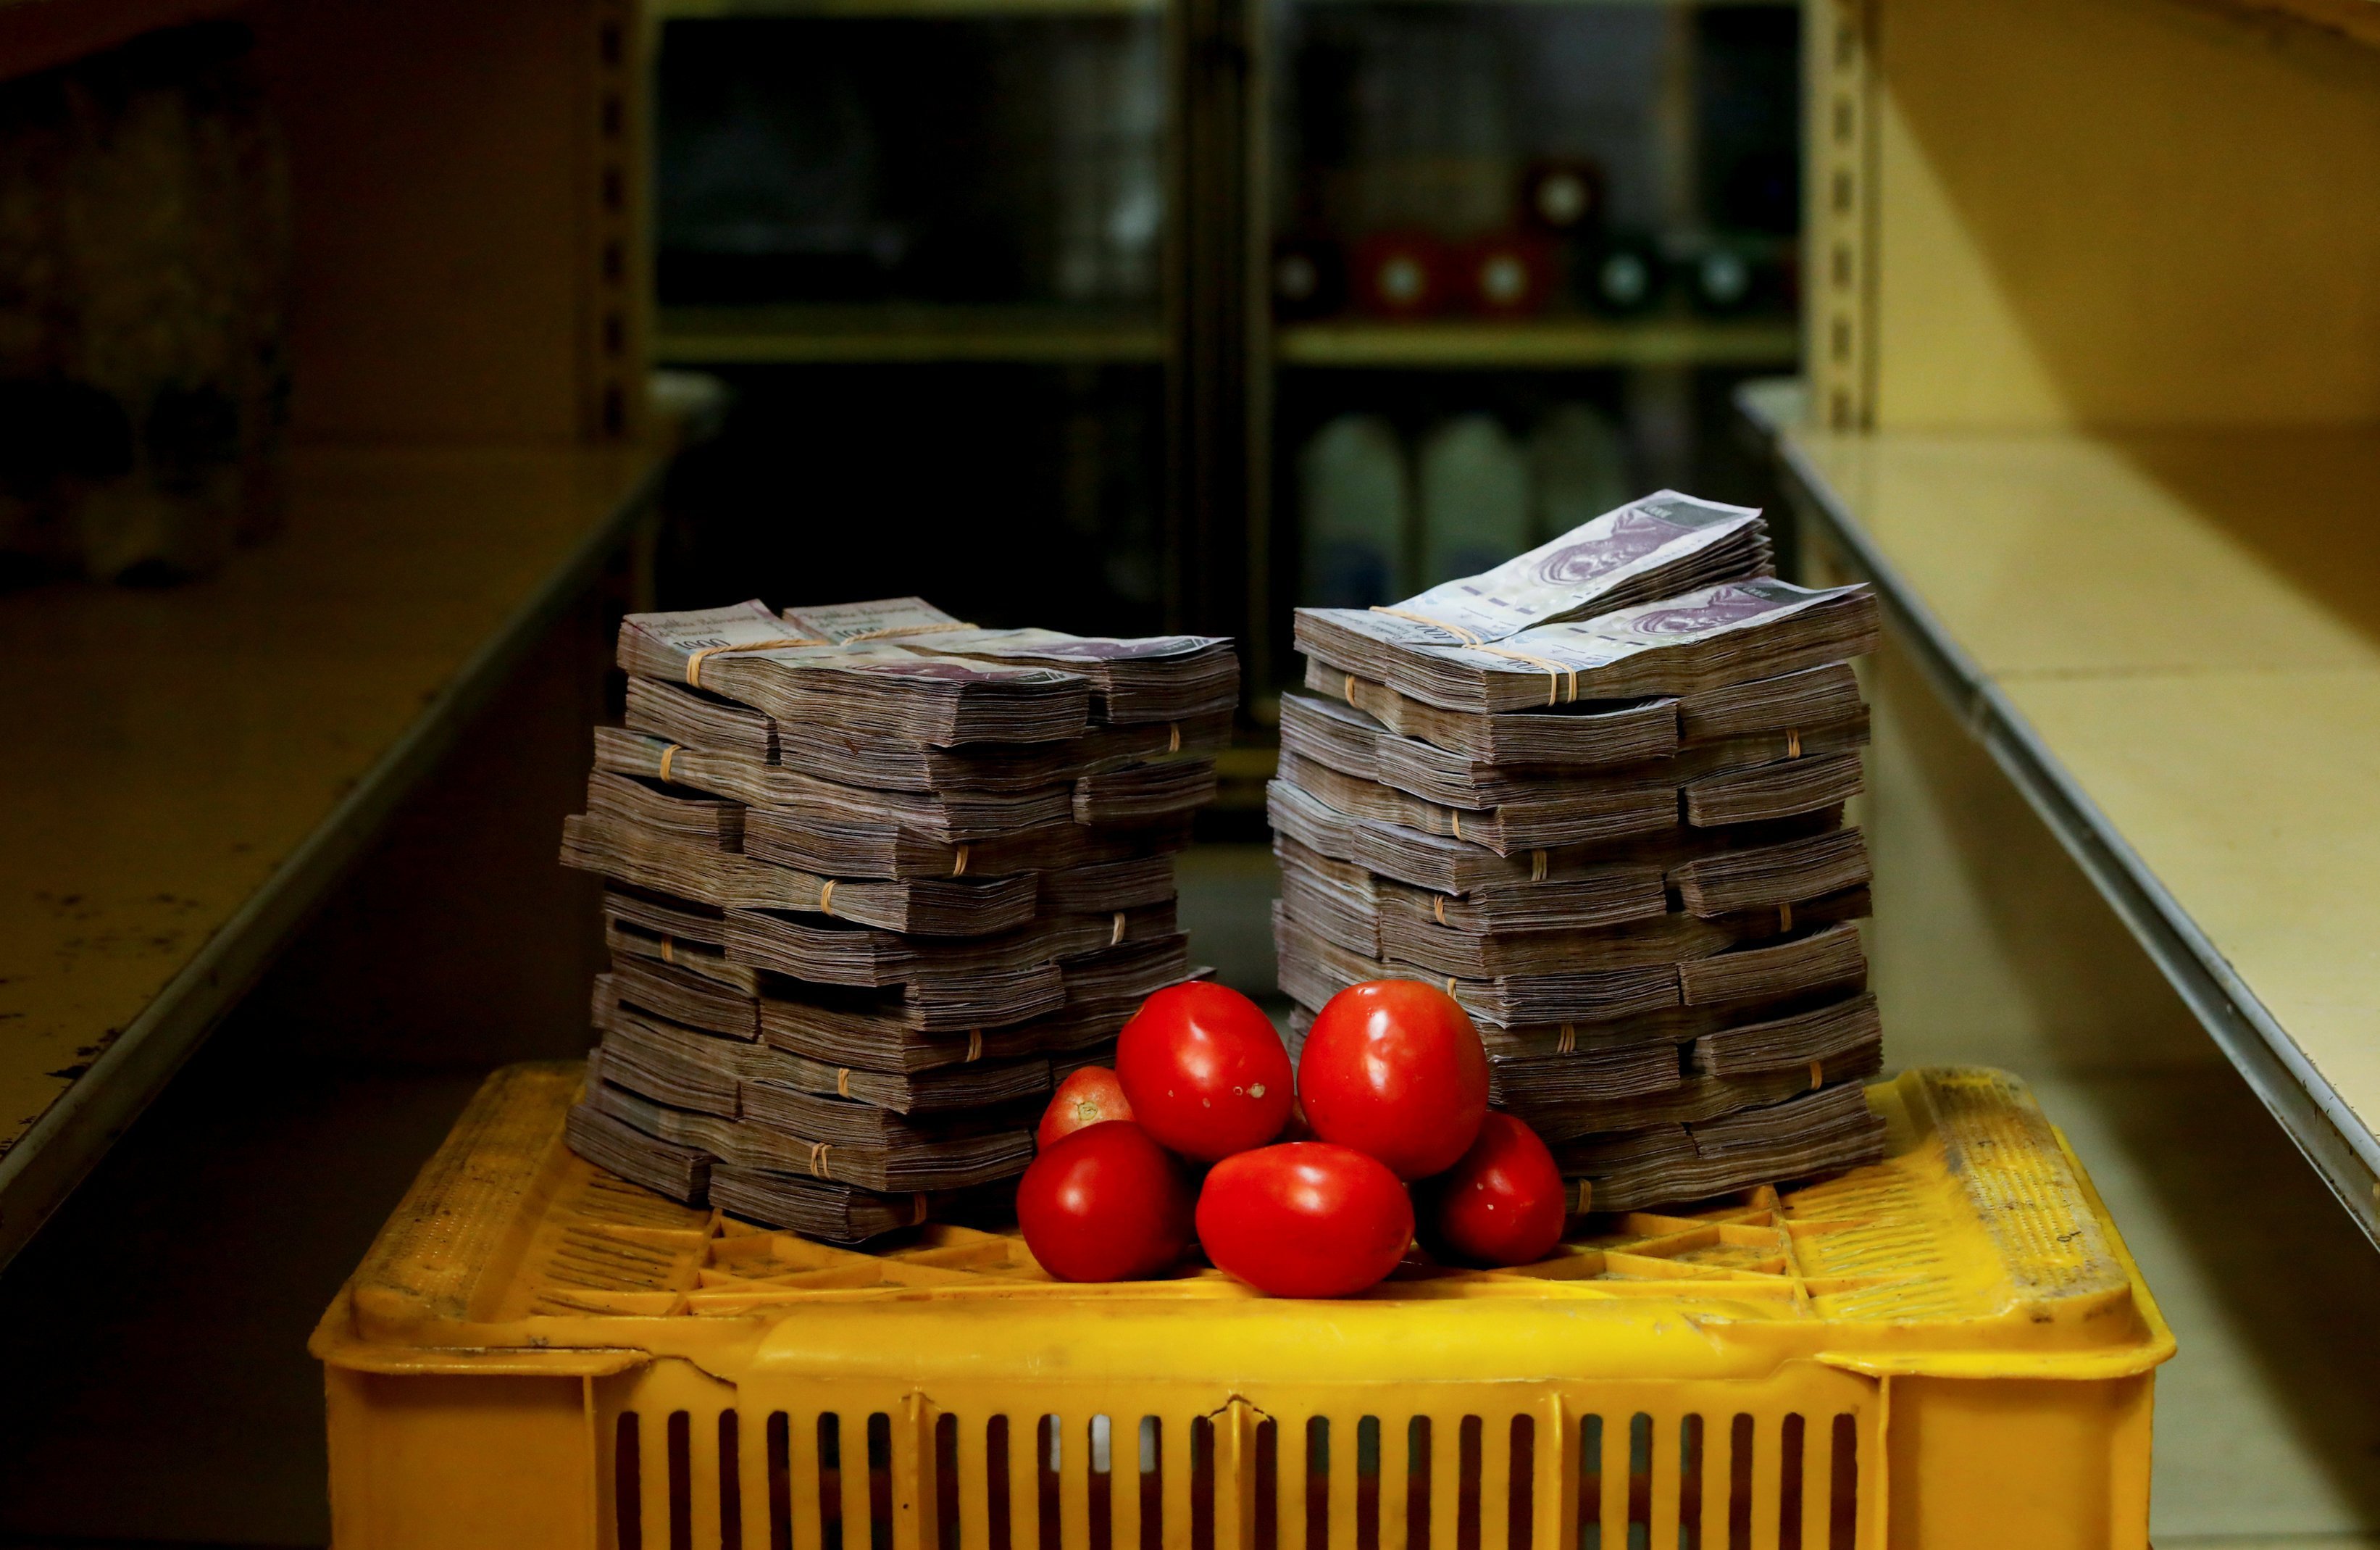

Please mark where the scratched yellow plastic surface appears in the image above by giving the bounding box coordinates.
[312,1064,2172,1550]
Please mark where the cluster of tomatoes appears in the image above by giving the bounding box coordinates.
[1017,979,1569,1296]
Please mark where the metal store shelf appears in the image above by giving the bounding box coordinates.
[0,443,666,1272]
[1740,376,2380,1251]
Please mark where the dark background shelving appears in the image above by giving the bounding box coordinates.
[648,0,1808,712]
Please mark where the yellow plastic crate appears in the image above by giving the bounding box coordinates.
[311,1062,2171,1550]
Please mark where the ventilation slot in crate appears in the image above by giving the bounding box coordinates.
[605,1404,1866,1550]
[1240,1412,1532,1550]
[1571,1410,1864,1550]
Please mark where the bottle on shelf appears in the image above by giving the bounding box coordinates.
[1273,236,1346,322]
[1352,231,1453,319]
[1300,414,1411,607]
[1527,404,1632,546]
[1581,233,1664,317]
[1417,414,1528,588]
[1456,234,1554,317]
[1519,158,1605,240]
[1687,244,1754,314]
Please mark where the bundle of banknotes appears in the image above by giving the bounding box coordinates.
[1274,491,1892,1214]
[561,596,1235,1241]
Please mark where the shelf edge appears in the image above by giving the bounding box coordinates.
[1277,320,1800,371]
[1736,377,2380,1254]
[655,333,1168,367]
[0,448,670,1276]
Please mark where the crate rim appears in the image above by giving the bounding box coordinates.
[310,1061,2175,1388]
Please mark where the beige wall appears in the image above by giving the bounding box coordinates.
[1819,0,2380,431]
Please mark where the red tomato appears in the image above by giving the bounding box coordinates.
[1420,1112,1569,1266]
[1114,983,1293,1161]
[1297,980,1490,1180]
[1016,1122,1193,1282]
[1037,1066,1133,1149]
[1197,1143,1415,1297]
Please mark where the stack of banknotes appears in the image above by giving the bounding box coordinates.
[562,596,1235,1241]
[1274,492,1892,1213]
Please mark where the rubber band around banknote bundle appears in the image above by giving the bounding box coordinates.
[837,620,979,643]
[1449,811,1462,841]
[1110,912,1127,946]
[657,743,685,783]
[1167,722,1182,754]
[964,1030,983,1062]
[660,936,676,965]
[1444,978,1459,997]
[817,880,837,916]
[1367,606,1485,646]
[835,1068,852,1099]
[1530,850,1548,881]
[1433,896,1448,925]
[683,636,822,689]
[1808,1059,1824,1092]
[1779,901,1795,932]
[1786,728,1803,759]
[1556,1023,1577,1054]
[807,1141,832,1178]
[906,1193,930,1225]
[950,844,970,877]
[1569,1178,1593,1214]
[1467,643,1582,707]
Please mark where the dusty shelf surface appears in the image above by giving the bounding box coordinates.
[0,441,661,1268]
